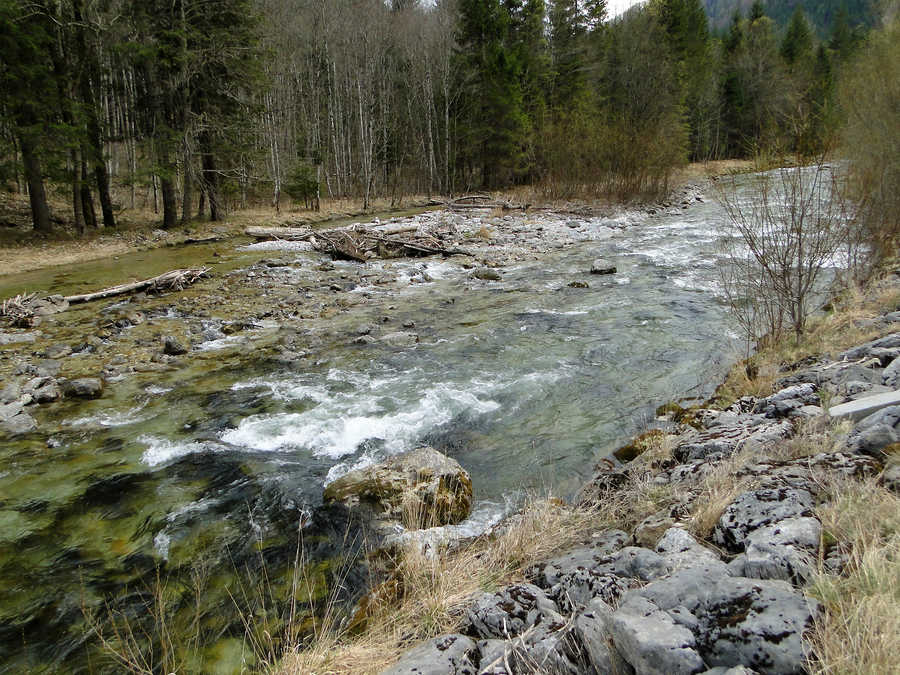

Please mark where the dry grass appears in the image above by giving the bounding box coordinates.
[685,447,760,539]
[714,279,900,405]
[806,478,900,675]
[275,498,603,674]
[0,191,436,276]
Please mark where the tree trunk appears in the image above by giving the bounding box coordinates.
[200,136,222,221]
[19,133,52,232]
[181,151,193,225]
[81,160,97,229]
[197,190,206,219]
[72,148,85,233]
[161,176,177,229]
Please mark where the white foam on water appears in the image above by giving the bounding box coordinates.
[67,404,150,428]
[239,240,315,252]
[153,531,171,561]
[139,435,217,466]
[523,308,589,316]
[221,382,501,460]
[232,378,332,403]
[165,497,219,523]
[195,335,248,352]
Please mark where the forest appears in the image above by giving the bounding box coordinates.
[0,0,878,233]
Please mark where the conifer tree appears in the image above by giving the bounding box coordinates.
[781,5,814,66]
[455,0,529,188]
[0,0,56,231]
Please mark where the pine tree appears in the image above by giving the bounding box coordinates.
[548,0,588,108]
[781,5,813,66]
[0,0,56,231]
[749,0,766,23]
[658,0,715,159]
[455,0,529,188]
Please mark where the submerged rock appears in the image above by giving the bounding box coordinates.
[61,377,104,399]
[590,259,616,275]
[473,267,502,281]
[162,335,189,355]
[323,446,473,529]
[0,410,36,435]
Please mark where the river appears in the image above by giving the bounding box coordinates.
[0,185,744,672]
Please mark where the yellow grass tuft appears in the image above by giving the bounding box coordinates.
[807,479,900,675]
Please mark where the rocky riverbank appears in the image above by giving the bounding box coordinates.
[375,283,900,674]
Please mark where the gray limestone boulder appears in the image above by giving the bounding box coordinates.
[606,594,705,675]
[572,599,634,675]
[713,488,815,552]
[505,615,584,675]
[1,410,37,435]
[596,546,672,582]
[752,384,820,418]
[465,583,561,639]
[32,381,61,403]
[840,332,900,361]
[655,527,724,573]
[729,517,822,584]
[382,634,478,675]
[845,405,900,456]
[531,531,629,589]
[548,568,631,614]
[590,259,617,275]
[476,639,511,675]
[696,576,819,674]
[673,418,793,463]
[882,358,900,387]
[625,568,818,674]
[635,563,734,615]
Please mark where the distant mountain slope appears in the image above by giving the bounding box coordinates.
[704,0,877,36]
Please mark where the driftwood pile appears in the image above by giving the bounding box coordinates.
[445,194,526,212]
[1,268,209,326]
[245,224,474,262]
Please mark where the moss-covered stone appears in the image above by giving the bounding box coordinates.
[323,446,473,529]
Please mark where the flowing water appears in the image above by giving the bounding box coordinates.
[0,189,750,672]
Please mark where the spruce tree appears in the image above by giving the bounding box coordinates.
[0,0,56,231]
[455,0,529,188]
[781,5,814,65]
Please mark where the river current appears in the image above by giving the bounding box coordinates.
[0,186,748,671]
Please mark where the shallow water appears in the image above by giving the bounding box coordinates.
[0,191,750,672]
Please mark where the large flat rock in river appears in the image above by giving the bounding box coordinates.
[828,389,900,421]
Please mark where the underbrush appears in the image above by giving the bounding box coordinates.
[714,278,900,405]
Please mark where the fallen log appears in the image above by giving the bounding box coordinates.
[63,268,210,305]
[245,226,313,241]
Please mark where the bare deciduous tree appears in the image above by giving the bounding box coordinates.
[716,162,855,347]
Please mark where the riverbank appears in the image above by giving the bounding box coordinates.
[0,160,754,279]
[278,273,900,674]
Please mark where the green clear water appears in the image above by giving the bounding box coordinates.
[0,196,743,673]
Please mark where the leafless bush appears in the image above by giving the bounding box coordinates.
[716,161,858,349]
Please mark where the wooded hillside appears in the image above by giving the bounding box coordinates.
[0,0,879,233]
